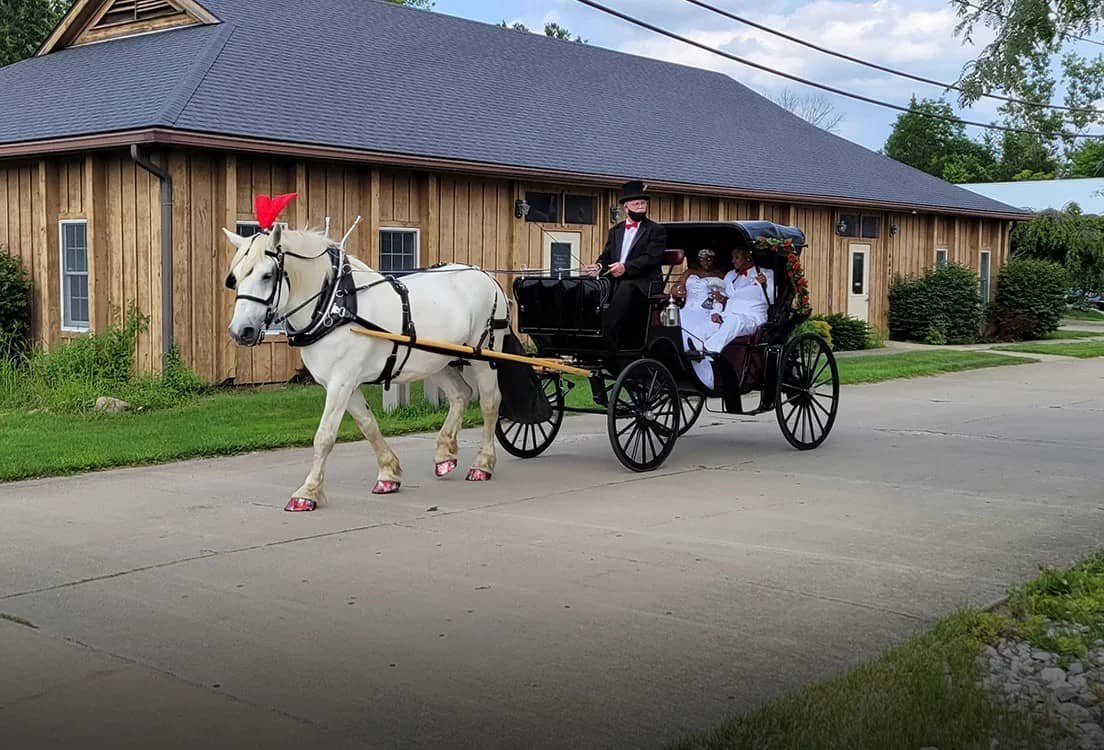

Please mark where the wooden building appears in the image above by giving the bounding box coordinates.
[0,0,1027,384]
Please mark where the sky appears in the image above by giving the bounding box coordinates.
[421,0,1100,154]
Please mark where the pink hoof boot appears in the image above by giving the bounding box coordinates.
[466,468,493,482]
[285,497,317,512]
[435,459,458,477]
[372,480,401,495]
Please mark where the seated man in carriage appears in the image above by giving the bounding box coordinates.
[688,245,774,388]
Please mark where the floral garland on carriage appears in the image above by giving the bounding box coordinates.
[754,235,811,317]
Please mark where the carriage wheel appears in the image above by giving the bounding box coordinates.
[495,372,565,459]
[776,333,839,450]
[678,394,706,436]
[608,359,680,472]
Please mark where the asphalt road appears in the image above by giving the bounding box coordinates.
[2,356,1103,749]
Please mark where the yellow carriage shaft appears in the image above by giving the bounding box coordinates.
[349,327,593,378]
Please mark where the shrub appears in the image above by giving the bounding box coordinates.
[0,250,32,357]
[1,304,208,413]
[791,318,832,349]
[814,313,870,351]
[888,263,982,344]
[984,258,1068,341]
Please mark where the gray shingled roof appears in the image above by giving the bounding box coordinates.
[0,0,1025,217]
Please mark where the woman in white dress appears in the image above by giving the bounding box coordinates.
[671,248,727,388]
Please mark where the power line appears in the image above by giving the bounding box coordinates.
[680,0,1104,116]
[570,0,1104,139]
[957,0,1104,48]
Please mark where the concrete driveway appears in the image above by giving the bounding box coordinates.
[2,357,1103,749]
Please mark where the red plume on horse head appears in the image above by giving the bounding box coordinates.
[254,193,297,231]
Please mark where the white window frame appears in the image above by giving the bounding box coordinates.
[378,227,421,273]
[979,250,992,304]
[59,220,90,332]
[935,248,948,268]
[235,221,288,335]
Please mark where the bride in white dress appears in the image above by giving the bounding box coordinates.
[672,248,727,388]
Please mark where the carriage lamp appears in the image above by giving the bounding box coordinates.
[514,199,530,219]
[835,219,848,235]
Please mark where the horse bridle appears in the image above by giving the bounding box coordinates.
[229,235,333,336]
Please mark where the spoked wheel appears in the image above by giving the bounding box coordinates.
[678,394,706,436]
[776,333,839,450]
[608,359,680,472]
[496,372,565,458]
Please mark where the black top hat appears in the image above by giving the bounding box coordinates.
[618,180,651,204]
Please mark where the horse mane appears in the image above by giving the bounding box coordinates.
[231,226,377,295]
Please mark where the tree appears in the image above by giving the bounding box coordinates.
[497,19,586,43]
[771,88,845,133]
[951,0,1104,142]
[0,0,71,68]
[1067,140,1104,177]
[1012,203,1104,294]
[883,97,997,182]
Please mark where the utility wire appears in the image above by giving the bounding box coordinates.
[680,0,1104,116]
[571,0,1104,139]
[957,0,1104,48]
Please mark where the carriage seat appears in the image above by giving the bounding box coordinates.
[647,249,688,306]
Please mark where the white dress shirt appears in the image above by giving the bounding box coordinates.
[619,222,640,264]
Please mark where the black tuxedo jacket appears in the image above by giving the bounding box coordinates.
[596,217,667,291]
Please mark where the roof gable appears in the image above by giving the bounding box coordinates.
[37,0,218,55]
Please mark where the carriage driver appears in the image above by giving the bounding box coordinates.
[585,180,667,356]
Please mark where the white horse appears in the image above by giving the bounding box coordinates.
[223,224,510,511]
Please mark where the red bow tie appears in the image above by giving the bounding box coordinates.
[624,220,639,230]
[736,268,749,277]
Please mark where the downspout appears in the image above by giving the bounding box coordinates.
[130,145,173,359]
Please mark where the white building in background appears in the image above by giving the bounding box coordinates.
[956,177,1104,214]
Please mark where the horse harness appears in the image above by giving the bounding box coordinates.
[233,241,505,388]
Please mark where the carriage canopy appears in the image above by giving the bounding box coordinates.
[661,221,807,257]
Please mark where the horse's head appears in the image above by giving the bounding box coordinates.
[222,223,289,346]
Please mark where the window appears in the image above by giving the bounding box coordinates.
[524,192,559,223]
[235,221,287,333]
[564,194,597,225]
[935,249,948,268]
[380,229,419,274]
[851,250,865,295]
[838,213,879,239]
[980,250,991,304]
[60,221,89,331]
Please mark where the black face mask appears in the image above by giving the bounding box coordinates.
[627,210,647,222]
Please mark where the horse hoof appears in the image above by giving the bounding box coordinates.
[372,480,401,495]
[435,459,458,477]
[466,468,492,482]
[284,497,317,512]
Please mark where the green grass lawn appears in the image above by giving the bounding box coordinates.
[0,350,1036,483]
[1045,329,1102,339]
[836,350,1035,385]
[0,383,482,483]
[669,553,1104,750]
[1063,308,1104,322]
[994,341,1104,358]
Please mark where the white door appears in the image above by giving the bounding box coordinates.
[543,231,582,277]
[847,243,871,321]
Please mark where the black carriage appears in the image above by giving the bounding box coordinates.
[495,220,840,471]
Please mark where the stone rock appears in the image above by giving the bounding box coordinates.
[984,645,999,659]
[94,396,130,413]
[1076,691,1099,708]
[1055,684,1080,702]
[1043,667,1069,684]
[1059,702,1093,722]
[1034,649,1054,661]
[1070,663,1086,676]
[1071,675,1089,691]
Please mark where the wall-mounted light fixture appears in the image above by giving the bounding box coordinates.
[835,218,848,235]
[889,223,899,236]
[609,204,622,224]
[514,199,530,219]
